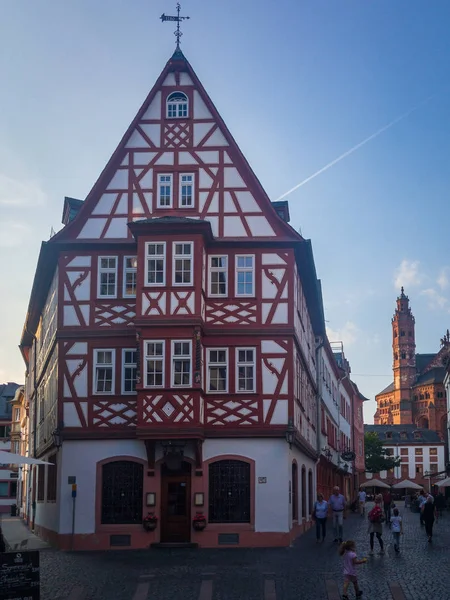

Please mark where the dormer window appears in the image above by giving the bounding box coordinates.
[400,431,407,439]
[414,431,421,440]
[386,431,393,439]
[167,92,188,118]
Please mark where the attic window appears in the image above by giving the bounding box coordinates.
[413,431,421,440]
[167,92,188,118]
[400,431,407,439]
[385,431,393,439]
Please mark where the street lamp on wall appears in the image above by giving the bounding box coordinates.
[51,427,62,449]
[322,447,332,460]
[285,418,295,449]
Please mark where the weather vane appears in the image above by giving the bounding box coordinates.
[160,3,190,49]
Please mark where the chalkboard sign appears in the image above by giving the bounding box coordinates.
[0,550,40,600]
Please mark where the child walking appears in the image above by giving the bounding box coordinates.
[390,507,403,553]
[339,540,366,599]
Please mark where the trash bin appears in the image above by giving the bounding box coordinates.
[10,504,17,517]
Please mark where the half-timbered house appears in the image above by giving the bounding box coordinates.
[20,48,325,550]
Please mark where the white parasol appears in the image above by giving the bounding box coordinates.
[360,479,391,489]
[437,477,450,488]
[392,479,422,490]
[0,451,52,466]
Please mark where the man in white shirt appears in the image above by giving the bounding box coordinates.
[328,486,346,543]
[358,487,367,517]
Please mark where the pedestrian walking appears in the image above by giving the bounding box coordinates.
[390,507,403,553]
[358,487,366,517]
[418,489,433,526]
[422,496,437,543]
[382,489,392,524]
[328,486,346,543]
[339,539,366,599]
[367,494,385,555]
[312,493,328,543]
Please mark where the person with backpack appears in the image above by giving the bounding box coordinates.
[367,494,385,555]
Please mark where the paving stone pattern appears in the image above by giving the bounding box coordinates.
[35,506,450,599]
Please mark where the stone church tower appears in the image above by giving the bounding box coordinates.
[374,289,449,437]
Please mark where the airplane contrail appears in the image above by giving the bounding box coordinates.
[275,95,435,202]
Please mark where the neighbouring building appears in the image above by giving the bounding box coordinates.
[363,424,446,491]
[444,356,450,461]
[316,341,365,501]
[18,46,340,550]
[374,288,449,441]
[10,386,30,519]
[0,382,21,514]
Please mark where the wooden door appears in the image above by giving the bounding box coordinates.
[160,462,191,543]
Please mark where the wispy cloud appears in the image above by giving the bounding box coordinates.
[394,260,422,289]
[437,267,450,290]
[326,321,359,347]
[0,173,47,207]
[420,288,449,311]
[0,221,31,248]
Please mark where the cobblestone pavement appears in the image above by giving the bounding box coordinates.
[32,507,450,599]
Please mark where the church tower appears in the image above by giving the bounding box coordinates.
[391,287,416,423]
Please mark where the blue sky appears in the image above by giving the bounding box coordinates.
[1,1,449,424]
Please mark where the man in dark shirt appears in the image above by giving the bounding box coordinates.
[382,490,392,524]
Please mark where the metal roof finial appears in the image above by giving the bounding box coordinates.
[160,3,190,50]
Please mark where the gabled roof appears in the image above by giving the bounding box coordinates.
[415,353,435,374]
[365,424,443,444]
[51,50,300,244]
[414,367,445,386]
[378,381,394,395]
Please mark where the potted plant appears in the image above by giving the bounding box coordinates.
[143,512,158,532]
[192,512,207,531]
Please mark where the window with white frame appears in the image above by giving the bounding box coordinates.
[94,350,115,394]
[146,243,165,285]
[209,256,228,296]
[166,91,188,118]
[123,256,137,297]
[145,341,164,387]
[157,174,173,208]
[122,349,137,393]
[173,242,193,285]
[179,174,194,207]
[236,348,255,392]
[235,255,254,296]
[172,341,192,386]
[207,349,228,392]
[98,257,117,298]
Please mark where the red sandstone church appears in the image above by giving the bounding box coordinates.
[374,288,449,438]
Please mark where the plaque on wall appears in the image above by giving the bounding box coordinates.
[0,550,40,600]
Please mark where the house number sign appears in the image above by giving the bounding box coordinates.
[258,477,267,484]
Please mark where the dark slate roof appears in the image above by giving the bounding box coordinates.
[62,197,83,226]
[0,383,20,420]
[365,424,443,443]
[415,353,435,374]
[414,367,445,386]
[271,201,290,223]
[378,381,395,395]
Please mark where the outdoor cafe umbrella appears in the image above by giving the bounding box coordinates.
[360,479,390,489]
[392,479,422,491]
[437,477,450,488]
[0,451,52,465]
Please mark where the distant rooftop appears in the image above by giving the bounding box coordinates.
[0,383,21,420]
[365,424,443,444]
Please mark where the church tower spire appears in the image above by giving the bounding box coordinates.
[391,287,416,422]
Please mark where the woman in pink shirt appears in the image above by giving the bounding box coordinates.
[339,539,366,599]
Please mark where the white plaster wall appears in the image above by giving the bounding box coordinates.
[289,447,317,529]
[58,440,148,534]
[204,438,289,533]
[377,443,446,480]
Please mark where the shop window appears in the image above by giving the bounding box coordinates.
[46,454,57,502]
[208,460,250,523]
[101,461,143,524]
[301,466,306,519]
[37,464,45,502]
